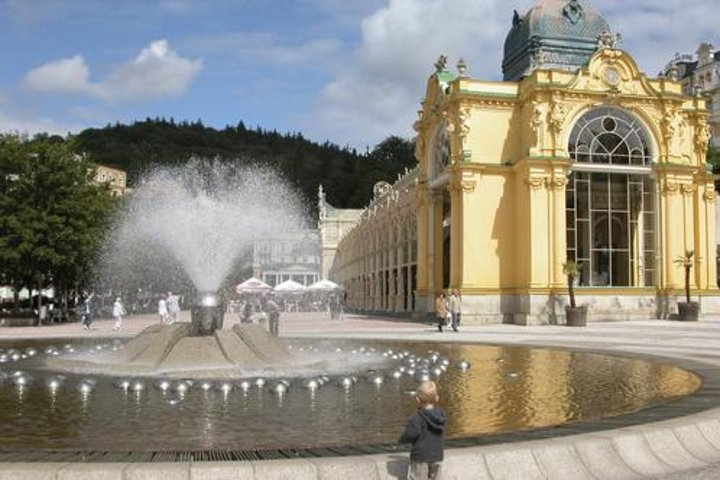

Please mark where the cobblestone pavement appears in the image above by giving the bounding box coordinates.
[3,312,720,478]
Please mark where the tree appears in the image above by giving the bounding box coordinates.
[708,145,720,174]
[0,134,117,315]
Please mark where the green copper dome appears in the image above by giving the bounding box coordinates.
[502,0,611,81]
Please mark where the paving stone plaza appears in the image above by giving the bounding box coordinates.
[2,312,720,479]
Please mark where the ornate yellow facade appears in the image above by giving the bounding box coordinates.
[329,3,718,324]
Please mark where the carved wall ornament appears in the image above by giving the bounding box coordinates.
[602,66,622,87]
[663,109,686,137]
[548,177,567,190]
[602,89,622,104]
[680,183,697,196]
[562,0,584,24]
[461,180,476,193]
[597,31,622,50]
[662,181,679,195]
[663,108,687,156]
[456,107,472,140]
[525,176,546,190]
[548,101,568,134]
[530,101,544,148]
[695,121,711,151]
[704,189,717,202]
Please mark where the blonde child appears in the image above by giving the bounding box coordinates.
[398,380,447,480]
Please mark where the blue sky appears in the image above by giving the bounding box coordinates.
[0,0,716,151]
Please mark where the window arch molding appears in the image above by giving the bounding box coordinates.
[566,106,658,170]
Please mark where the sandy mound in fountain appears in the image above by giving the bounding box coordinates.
[46,324,295,379]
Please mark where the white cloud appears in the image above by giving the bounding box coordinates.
[306,0,528,148]
[307,0,716,150]
[24,55,91,94]
[0,109,84,138]
[23,39,202,103]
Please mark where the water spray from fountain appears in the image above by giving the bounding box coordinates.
[99,159,307,294]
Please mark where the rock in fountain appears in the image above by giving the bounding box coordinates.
[47,318,294,379]
[47,290,298,378]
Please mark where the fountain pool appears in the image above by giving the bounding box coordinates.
[0,336,700,453]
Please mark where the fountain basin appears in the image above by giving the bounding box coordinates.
[0,337,701,453]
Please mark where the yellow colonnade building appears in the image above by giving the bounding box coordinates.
[326,0,718,324]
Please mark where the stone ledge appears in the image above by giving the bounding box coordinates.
[5,410,720,480]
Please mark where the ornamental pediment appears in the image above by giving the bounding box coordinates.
[567,48,658,97]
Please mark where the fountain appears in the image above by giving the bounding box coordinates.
[49,161,327,378]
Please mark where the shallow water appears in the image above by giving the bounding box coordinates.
[0,338,700,452]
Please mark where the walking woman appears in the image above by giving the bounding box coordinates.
[435,292,448,333]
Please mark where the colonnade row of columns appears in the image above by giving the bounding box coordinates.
[331,161,717,319]
[413,161,719,306]
[330,177,418,313]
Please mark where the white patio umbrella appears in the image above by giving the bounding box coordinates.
[273,279,307,293]
[236,277,272,294]
[308,279,341,291]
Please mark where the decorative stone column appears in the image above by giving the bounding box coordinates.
[415,183,430,312]
[549,163,570,288]
[448,173,464,288]
[432,190,445,294]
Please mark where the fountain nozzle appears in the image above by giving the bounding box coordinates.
[190,292,224,336]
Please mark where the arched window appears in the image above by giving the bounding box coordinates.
[566,108,656,287]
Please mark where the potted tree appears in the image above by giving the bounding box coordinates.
[674,250,700,321]
[563,260,587,327]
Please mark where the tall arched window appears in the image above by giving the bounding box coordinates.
[567,108,656,287]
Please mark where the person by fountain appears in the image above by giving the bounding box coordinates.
[166,291,180,324]
[448,290,461,332]
[158,294,169,324]
[435,292,448,333]
[112,296,126,332]
[240,299,253,324]
[81,292,95,331]
[398,380,447,480]
[263,295,280,336]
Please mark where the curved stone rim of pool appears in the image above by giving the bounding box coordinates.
[1,343,719,479]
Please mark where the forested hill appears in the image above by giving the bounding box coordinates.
[75,118,416,210]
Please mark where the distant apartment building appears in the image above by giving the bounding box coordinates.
[663,42,720,147]
[317,185,363,280]
[94,164,129,196]
[252,230,321,287]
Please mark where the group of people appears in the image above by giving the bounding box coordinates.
[79,291,180,333]
[157,292,181,325]
[237,295,281,336]
[80,292,127,332]
[435,290,461,333]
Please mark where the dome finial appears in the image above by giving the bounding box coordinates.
[434,55,448,72]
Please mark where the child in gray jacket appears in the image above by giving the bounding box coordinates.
[398,380,447,480]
